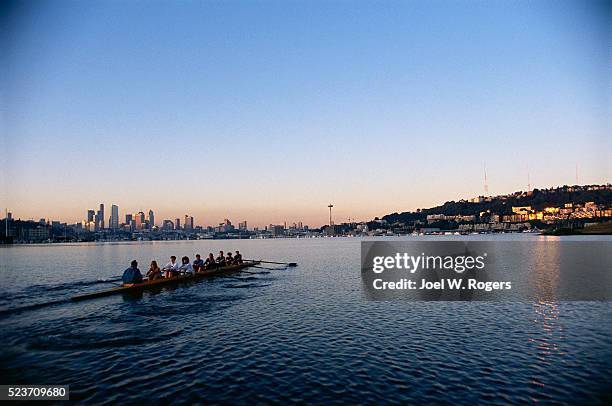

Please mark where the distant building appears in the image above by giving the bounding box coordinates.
[148,210,155,228]
[184,215,194,231]
[97,204,105,230]
[215,219,234,232]
[238,221,248,231]
[110,204,119,230]
[270,225,284,236]
[511,206,532,215]
[19,225,50,242]
[87,210,95,223]
[125,213,132,226]
[162,220,174,230]
[82,220,96,232]
[133,211,145,230]
[175,218,181,230]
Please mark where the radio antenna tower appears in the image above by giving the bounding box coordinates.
[483,164,489,195]
[575,163,579,185]
[527,165,531,191]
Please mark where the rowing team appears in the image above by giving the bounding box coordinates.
[122,250,244,284]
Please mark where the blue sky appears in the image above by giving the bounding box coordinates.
[1,0,610,226]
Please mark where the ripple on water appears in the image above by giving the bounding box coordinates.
[1,239,611,404]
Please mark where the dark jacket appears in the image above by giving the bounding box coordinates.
[122,266,143,284]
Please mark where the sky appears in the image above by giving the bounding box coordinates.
[1,0,610,227]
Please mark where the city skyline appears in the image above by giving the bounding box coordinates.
[2,1,610,226]
[2,183,610,244]
[3,181,610,229]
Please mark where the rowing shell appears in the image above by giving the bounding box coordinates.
[71,261,260,302]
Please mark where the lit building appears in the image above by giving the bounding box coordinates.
[97,204,105,230]
[135,211,145,230]
[511,206,532,215]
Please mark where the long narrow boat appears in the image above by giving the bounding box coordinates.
[71,260,260,302]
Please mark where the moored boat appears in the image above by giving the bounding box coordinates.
[71,260,260,302]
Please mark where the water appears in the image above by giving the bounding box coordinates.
[0,236,611,404]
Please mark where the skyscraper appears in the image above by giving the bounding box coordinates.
[97,204,105,230]
[148,209,155,228]
[175,218,181,230]
[87,210,95,223]
[110,204,119,230]
[136,211,145,230]
[184,214,193,231]
[125,213,132,225]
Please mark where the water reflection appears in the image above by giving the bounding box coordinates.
[529,300,564,400]
[529,241,560,302]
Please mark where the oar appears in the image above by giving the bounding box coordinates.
[249,260,298,267]
[251,265,277,271]
[242,268,271,273]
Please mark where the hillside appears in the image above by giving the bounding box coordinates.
[381,185,612,224]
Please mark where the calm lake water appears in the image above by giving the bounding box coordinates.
[0,235,611,404]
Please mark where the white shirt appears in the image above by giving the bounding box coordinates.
[179,263,194,274]
[163,261,179,271]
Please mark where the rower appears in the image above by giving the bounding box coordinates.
[204,253,216,269]
[234,250,243,264]
[162,256,179,278]
[178,256,194,274]
[193,254,204,272]
[216,251,226,267]
[122,260,143,284]
[226,252,234,264]
[146,260,163,281]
